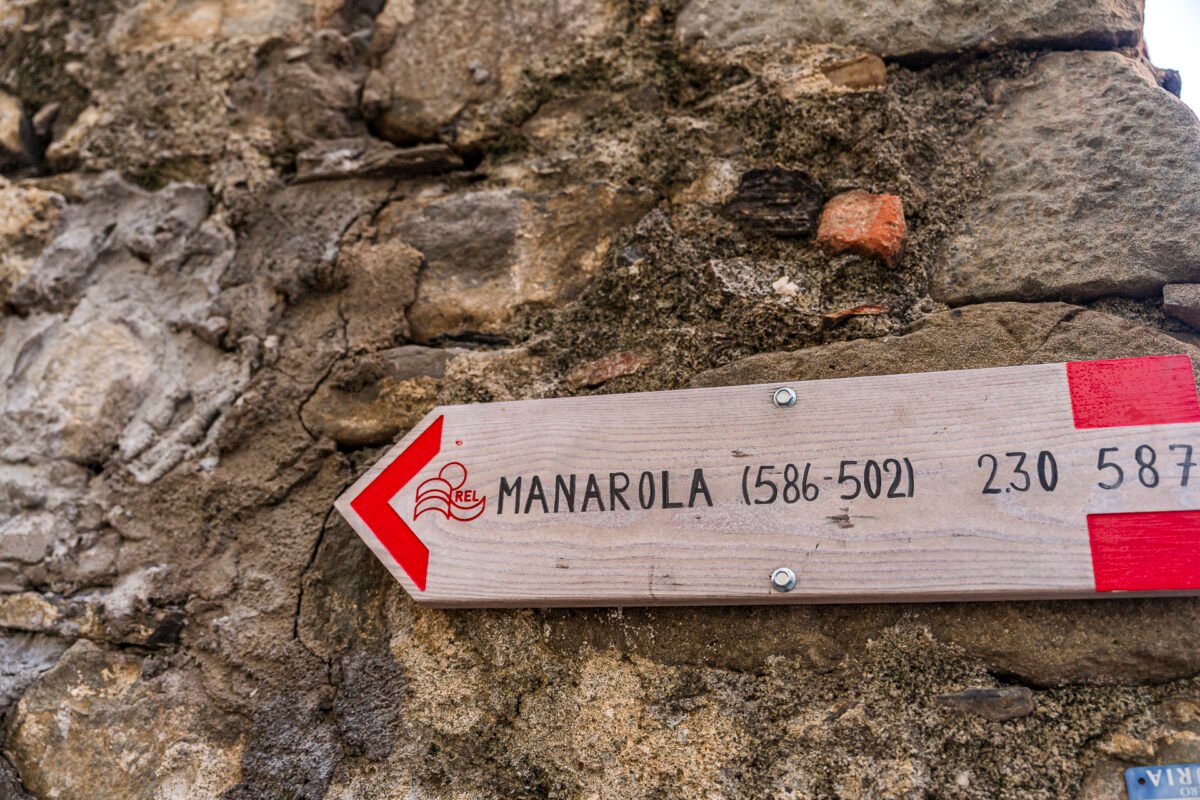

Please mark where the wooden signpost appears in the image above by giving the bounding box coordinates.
[334,354,1200,607]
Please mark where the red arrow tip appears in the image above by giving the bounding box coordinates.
[349,415,443,591]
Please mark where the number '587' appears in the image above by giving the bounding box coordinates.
[1096,444,1196,490]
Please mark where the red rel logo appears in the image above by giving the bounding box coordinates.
[414,462,486,521]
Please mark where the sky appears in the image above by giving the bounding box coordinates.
[1144,0,1200,112]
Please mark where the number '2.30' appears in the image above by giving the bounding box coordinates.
[978,451,1059,494]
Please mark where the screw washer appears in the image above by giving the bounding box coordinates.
[771,567,797,592]
[772,387,797,408]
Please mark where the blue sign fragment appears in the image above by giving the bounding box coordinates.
[1127,765,1200,799]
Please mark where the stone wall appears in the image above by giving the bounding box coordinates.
[1,0,1198,797]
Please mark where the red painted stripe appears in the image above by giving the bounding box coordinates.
[1088,510,1200,592]
[350,416,443,591]
[1066,355,1200,429]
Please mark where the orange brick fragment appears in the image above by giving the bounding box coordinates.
[817,190,906,265]
[822,303,889,325]
[567,351,648,389]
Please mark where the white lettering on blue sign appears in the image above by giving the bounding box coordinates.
[1128,765,1200,800]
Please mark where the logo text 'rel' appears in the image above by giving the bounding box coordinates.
[414,462,486,522]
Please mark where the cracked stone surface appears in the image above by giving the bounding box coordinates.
[933,51,1200,304]
[362,0,618,146]
[7,640,247,800]
[390,183,653,342]
[0,178,63,303]
[1,0,1198,798]
[0,173,250,480]
[676,0,1143,59]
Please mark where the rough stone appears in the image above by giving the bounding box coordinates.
[41,42,266,182]
[0,512,59,564]
[0,593,63,634]
[336,228,423,353]
[0,564,27,593]
[0,461,93,579]
[687,44,890,103]
[302,346,463,448]
[0,572,181,646]
[1159,67,1183,98]
[30,102,59,142]
[362,0,616,146]
[392,184,651,341]
[385,188,518,340]
[936,686,1036,722]
[935,52,1200,304]
[723,168,825,237]
[821,54,887,90]
[295,515,393,662]
[772,275,801,297]
[817,190,907,265]
[0,89,24,169]
[8,176,211,312]
[923,598,1200,687]
[676,0,1143,59]
[672,159,741,207]
[1163,284,1200,329]
[0,632,70,708]
[0,756,32,800]
[0,174,250,480]
[105,0,315,47]
[6,640,247,800]
[4,4,373,187]
[220,178,394,307]
[692,302,1200,392]
[0,179,63,305]
[293,138,463,183]
[438,346,553,404]
[521,92,613,150]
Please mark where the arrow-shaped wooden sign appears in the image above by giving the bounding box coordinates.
[334,354,1200,607]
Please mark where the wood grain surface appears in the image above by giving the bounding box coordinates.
[335,357,1200,606]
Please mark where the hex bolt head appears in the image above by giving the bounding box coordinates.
[771,567,797,592]
[772,387,797,408]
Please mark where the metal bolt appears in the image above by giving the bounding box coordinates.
[772,387,797,408]
[770,567,797,592]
